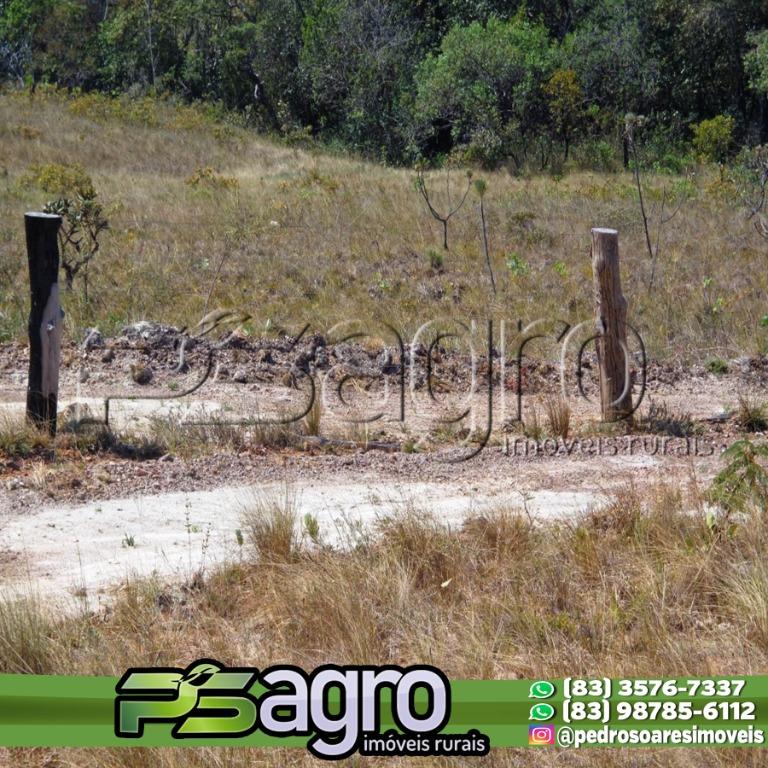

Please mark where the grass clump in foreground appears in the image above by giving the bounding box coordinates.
[1,480,768,766]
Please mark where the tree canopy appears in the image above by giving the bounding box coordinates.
[2,0,767,168]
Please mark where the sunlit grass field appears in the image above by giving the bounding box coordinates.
[0,87,766,361]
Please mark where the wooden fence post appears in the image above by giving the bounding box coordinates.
[591,227,632,423]
[25,212,63,436]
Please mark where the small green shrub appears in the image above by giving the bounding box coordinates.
[710,439,768,512]
[428,250,444,271]
[506,252,529,277]
[26,163,95,198]
[692,115,735,164]
[706,357,729,375]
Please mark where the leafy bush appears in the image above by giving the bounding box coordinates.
[26,162,95,198]
[706,357,729,375]
[543,68,583,159]
[710,439,768,513]
[692,115,735,164]
[412,14,555,167]
[506,252,529,277]
[185,167,239,190]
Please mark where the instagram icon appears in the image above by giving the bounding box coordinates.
[529,725,556,746]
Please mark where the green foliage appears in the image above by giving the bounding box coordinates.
[746,30,768,96]
[1,0,768,168]
[567,2,659,118]
[427,250,444,271]
[299,0,415,160]
[692,115,735,164]
[705,356,729,375]
[413,14,555,168]
[710,439,768,513]
[26,162,95,198]
[43,186,108,293]
[543,68,583,159]
[505,252,529,277]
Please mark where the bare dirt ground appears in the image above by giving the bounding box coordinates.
[1,322,765,606]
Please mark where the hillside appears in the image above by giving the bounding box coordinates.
[0,89,766,361]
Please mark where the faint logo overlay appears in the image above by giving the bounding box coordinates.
[93,315,649,461]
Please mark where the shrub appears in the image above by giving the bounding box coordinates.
[506,252,529,277]
[543,68,584,159]
[413,15,555,166]
[737,394,768,433]
[26,162,95,198]
[706,357,729,375]
[639,401,696,437]
[185,166,239,190]
[710,439,768,512]
[692,115,735,164]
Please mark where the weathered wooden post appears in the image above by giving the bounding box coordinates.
[25,212,63,436]
[591,227,632,423]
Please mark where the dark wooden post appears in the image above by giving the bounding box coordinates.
[25,212,63,436]
[591,227,632,423]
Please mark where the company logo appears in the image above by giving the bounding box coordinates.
[115,658,488,759]
[529,725,556,746]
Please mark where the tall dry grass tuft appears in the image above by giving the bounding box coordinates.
[736,393,768,433]
[543,394,571,439]
[0,415,51,459]
[0,593,57,674]
[241,487,300,563]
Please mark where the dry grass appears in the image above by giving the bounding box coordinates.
[543,394,571,438]
[0,88,766,363]
[0,415,51,459]
[241,487,301,563]
[638,400,697,437]
[736,393,768,433]
[0,483,766,765]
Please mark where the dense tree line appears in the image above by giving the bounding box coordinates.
[2,0,768,168]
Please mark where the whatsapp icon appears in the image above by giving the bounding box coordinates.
[529,680,556,699]
[529,703,556,721]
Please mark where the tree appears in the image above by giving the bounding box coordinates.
[567,1,659,166]
[299,0,416,159]
[543,67,583,159]
[746,30,768,142]
[412,13,555,168]
[692,115,735,164]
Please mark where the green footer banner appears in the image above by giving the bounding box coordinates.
[1,661,767,757]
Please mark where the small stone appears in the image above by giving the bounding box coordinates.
[82,328,104,350]
[101,348,115,364]
[130,363,153,385]
[233,367,249,384]
[78,367,90,384]
[256,349,274,365]
[6,478,24,491]
[280,371,296,388]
